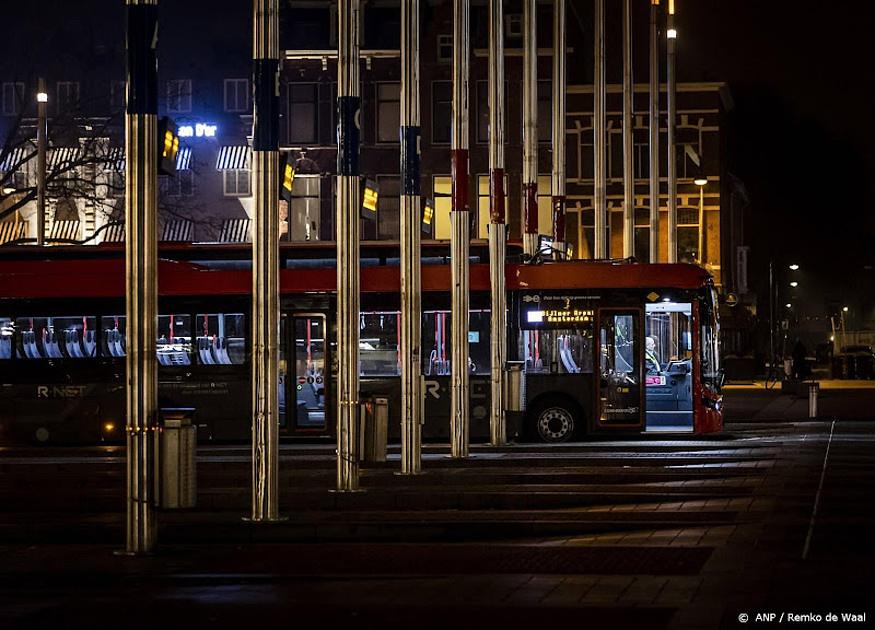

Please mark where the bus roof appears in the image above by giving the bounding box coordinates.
[0,243,712,300]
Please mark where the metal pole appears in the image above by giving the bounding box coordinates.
[250,0,281,520]
[622,0,634,258]
[769,259,775,372]
[593,0,607,259]
[666,0,678,262]
[399,0,422,474]
[697,183,704,263]
[36,77,47,247]
[124,0,158,555]
[551,0,567,258]
[648,0,660,262]
[450,0,470,458]
[336,0,361,488]
[522,0,538,258]
[488,0,506,446]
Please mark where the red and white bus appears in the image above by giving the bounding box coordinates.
[0,241,723,444]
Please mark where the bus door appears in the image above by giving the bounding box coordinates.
[280,313,328,433]
[597,309,644,429]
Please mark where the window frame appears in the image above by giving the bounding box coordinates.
[166,79,192,114]
[56,81,80,113]
[223,169,251,197]
[375,82,401,145]
[224,78,249,113]
[1,82,24,116]
[287,82,319,146]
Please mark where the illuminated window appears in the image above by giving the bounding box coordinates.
[432,175,452,239]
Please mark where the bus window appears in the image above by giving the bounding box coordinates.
[195,313,246,365]
[102,316,126,357]
[1,318,13,359]
[598,312,642,426]
[644,302,693,431]
[360,311,400,376]
[422,310,491,376]
[14,316,98,360]
[520,328,594,374]
[157,314,191,366]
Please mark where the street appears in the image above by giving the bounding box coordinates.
[2,386,873,629]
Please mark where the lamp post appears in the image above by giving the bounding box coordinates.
[36,80,48,247]
[694,175,707,265]
[666,1,678,262]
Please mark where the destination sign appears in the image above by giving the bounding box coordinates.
[526,308,594,325]
[520,293,599,329]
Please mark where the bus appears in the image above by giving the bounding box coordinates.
[0,241,723,444]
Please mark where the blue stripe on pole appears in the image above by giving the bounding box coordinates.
[126,3,158,115]
[401,125,421,196]
[252,58,280,151]
[337,96,360,176]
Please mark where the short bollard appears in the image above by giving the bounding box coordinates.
[808,381,820,419]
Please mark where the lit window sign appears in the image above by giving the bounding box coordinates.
[178,123,218,138]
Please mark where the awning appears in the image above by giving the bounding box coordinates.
[48,147,81,171]
[0,146,30,172]
[104,146,192,172]
[176,147,192,171]
[216,145,250,170]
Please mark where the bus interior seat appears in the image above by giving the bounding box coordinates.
[44,330,63,359]
[65,329,84,358]
[559,337,580,373]
[105,329,125,357]
[197,337,215,365]
[82,330,97,357]
[21,331,41,359]
[0,336,10,359]
[213,337,232,365]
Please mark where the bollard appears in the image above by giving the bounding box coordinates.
[808,381,819,419]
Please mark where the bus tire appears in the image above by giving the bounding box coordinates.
[529,397,580,443]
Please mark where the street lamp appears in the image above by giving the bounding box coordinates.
[695,176,707,264]
[789,264,799,271]
[790,281,798,288]
[36,78,48,246]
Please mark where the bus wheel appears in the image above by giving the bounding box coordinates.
[533,402,576,443]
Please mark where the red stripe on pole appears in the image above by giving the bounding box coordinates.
[523,181,538,234]
[490,168,505,224]
[451,149,469,212]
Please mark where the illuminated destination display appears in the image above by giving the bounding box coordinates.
[527,309,594,325]
[521,293,599,329]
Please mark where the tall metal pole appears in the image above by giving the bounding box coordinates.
[36,78,47,247]
[336,0,361,488]
[593,0,607,259]
[450,0,470,459]
[399,0,422,474]
[551,0,567,257]
[648,0,660,262]
[522,0,538,258]
[621,0,634,258]
[488,0,506,446]
[666,0,678,262]
[250,0,281,520]
[124,0,158,555]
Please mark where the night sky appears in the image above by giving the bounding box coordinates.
[678,0,874,317]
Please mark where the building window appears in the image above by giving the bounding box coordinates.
[376,83,400,143]
[163,170,195,198]
[634,207,650,262]
[288,83,317,145]
[224,78,249,113]
[437,34,453,62]
[677,206,700,263]
[56,82,80,112]
[505,14,522,38]
[107,171,125,199]
[376,176,400,239]
[536,174,553,238]
[110,80,126,111]
[167,79,192,113]
[432,176,452,240]
[537,80,551,144]
[223,169,251,197]
[475,80,510,145]
[1,82,24,116]
[431,81,452,145]
[287,175,321,241]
